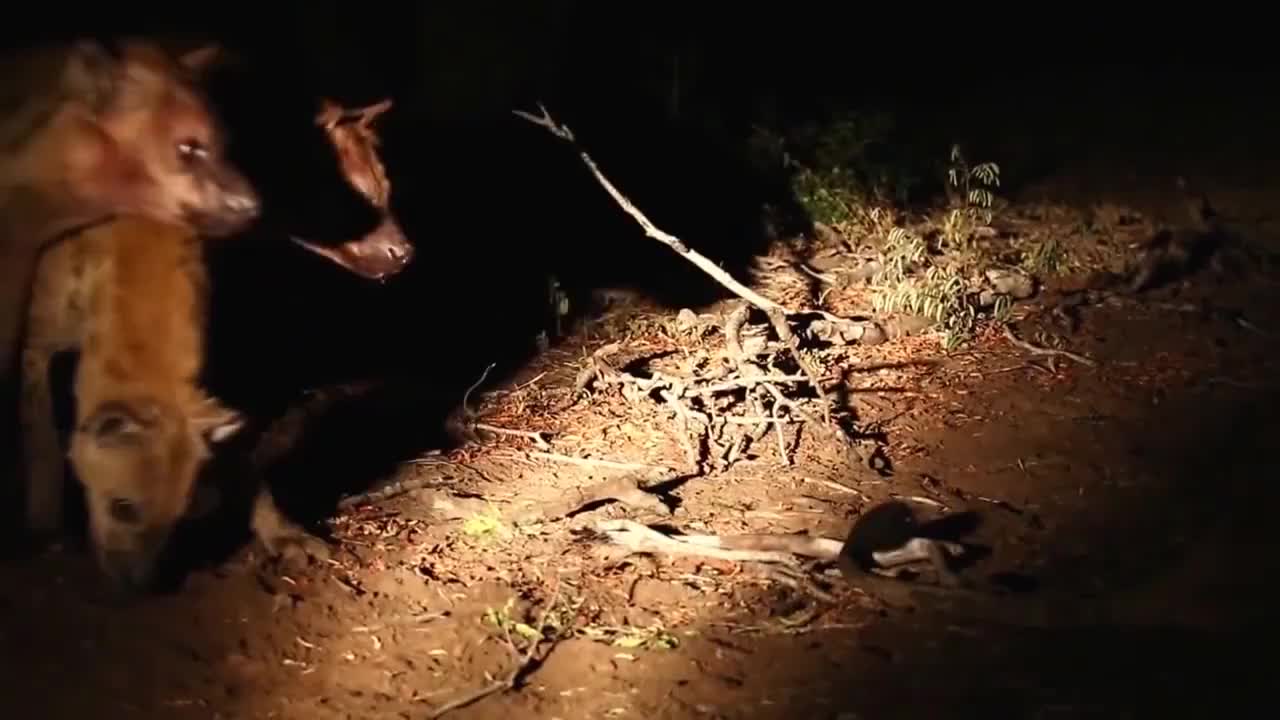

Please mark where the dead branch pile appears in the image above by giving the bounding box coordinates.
[516,105,879,479]
[570,302,867,475]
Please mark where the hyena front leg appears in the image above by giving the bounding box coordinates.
[20,344,65,535]
[250,489,333,565]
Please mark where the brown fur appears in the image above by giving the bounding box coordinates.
[19,216,325,591]
[12,97,410,589]
[20,215,237,589]
[0,39,259,388]
[290,98,413,280]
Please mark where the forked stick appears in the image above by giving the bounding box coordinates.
[514,104,833,423]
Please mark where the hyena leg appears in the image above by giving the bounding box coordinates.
[250,488,333,564]
[20,345,65,534]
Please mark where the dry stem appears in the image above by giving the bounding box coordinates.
[515,475,672,524]
[474,423,553,450]
[1001,325,1097,367]
[596,520,801,564]
[526,451,671,473]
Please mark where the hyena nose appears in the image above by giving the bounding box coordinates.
[101,550,155,595]
[225,192,260,219]
[387,243,412,263]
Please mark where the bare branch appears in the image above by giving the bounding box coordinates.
[514,105,786,314]
[526,451,672,473]
[474,423,553,450]
[596,520,800,564]
[515,475,672,525]
[1002,325,1097,367]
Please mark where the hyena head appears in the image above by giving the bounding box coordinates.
[58,40,260,237]
[289,98,414,281]
[68,392,244,592]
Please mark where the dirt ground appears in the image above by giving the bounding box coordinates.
[4,79,1280,719]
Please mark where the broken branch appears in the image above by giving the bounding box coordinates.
[596,520,800,564]
[515,475,672,524]
[1002,325,1097,367]
[526,451,672,473]
[474,423,553,450]
[514,107,785,314]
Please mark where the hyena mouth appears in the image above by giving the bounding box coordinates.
[98,546,166,595]
[289,230,415,281]
[186,197,260,237]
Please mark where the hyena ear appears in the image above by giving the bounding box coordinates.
[79,401,154,447]
[178,44,228,77]
[356,99,394,130]
[191,396,246,445]
[316,99,344,130]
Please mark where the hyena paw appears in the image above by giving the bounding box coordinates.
[258,526,334,566]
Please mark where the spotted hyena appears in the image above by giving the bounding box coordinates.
[1,38,259,388]
[17,97,412,591]
[19,215,333,592]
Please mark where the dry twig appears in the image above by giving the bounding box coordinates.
[1001,325,1097,367]
[515,475,672,524]
[526,451,672,473]
[474,423,553,450]
[425,578,564,718]
[596,520,802,564]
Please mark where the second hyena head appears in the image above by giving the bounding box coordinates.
[68,393,244,592]
[289,98,414,281]
[55,40,260,237]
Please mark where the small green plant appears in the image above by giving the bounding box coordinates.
[940,144,1002,250]
[873,225,928,285]
[790,165,859,226]
[871,264,978,349]
[461,508,510,542]
[1020,235,1072,276]
[991,293,1014,323]
[946,144,1001,218]
[753,110,924,227]
[756,117,1018,350]
[484,598,546,644]
[578,623,681,651]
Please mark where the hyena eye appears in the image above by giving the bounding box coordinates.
[177,139,209,163]
[109,498,142,525]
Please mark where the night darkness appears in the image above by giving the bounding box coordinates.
[2,4,1279,718]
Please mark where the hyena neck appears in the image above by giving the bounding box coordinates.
[1,180,113,249]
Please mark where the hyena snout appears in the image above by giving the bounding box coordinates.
[336,219,414,279]
[291,219,414,281]
[180,162,261,237]
[94,526,173,594]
